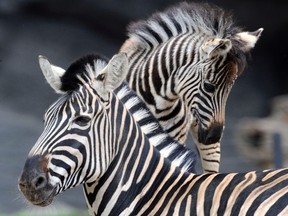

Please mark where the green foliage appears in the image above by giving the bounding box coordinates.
[0,209,89,216]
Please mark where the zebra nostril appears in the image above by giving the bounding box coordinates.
[198,124,223,144]
[32,174,47,190]
[205,125,223,144]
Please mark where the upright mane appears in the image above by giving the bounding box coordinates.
[126,2,251,74]
[127,2,241,47]
[60,54,108,92]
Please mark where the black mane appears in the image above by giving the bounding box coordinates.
[60,54,109,92]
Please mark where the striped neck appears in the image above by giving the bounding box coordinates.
[83,92,192,214]
[123,33,206,144]
[124,32,207,99]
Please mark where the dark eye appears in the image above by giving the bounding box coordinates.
[204,82,216,93]
[74,116,91,126]
[96,73,105,81]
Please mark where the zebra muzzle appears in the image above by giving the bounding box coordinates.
[18,155,56,206]
[198,123,223,144]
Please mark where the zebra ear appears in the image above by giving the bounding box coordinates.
[105,53,128,90]
[95,53,128,100]
[201,38,232,58]
[39,55,66,94]
[235,28,263,52]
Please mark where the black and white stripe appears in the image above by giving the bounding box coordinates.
[19,54,288,215]
[120,2,263,173]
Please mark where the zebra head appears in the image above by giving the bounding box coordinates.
[186,29,263,145]
[18,53,128,206]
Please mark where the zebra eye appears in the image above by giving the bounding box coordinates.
[96,73,105,81]
[73,116,91,126]
[204,82,216,93]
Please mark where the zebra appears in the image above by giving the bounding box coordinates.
[120,2,263,173]
[19,53,288,215]
[18,52,196,207]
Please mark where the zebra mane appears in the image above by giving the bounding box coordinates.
[128,2,241,47]
[127,2,248,73]
[60,54,108,92]
[115,83,197,173]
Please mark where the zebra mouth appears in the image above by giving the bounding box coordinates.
[18,179,57,207]
[30,188,57,207]
[33,197,53,207]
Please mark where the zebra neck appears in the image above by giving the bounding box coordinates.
[83,93,195,215]
[83,151,194,215]
[126,33,205,96]
[125,33,205,123]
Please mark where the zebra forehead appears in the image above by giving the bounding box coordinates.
[60,54,109,92]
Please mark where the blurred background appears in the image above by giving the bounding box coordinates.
[0,0,287,215]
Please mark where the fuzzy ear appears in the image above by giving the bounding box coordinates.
[235,28,263,52]
[94,53,128,100]
[105,53,129,91]
[201,38,232,58]
[39,55,66,94]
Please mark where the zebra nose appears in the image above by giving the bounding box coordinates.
[198,123,223,144]
[18,172,48,192]
[31,174,47,190]
[18,155,49,191]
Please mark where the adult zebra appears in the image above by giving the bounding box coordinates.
[19,54,288,215]
[120,2,263,173]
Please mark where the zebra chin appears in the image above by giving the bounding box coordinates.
[18,155,58,207]
[198,123,223,144]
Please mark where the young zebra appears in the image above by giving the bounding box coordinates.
[19,54,288,215]
[120,2,263,173]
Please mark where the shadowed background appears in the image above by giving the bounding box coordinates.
[0,0,287,214]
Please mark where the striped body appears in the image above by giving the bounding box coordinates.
[120,2,263,173]
[19,54,288,215]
